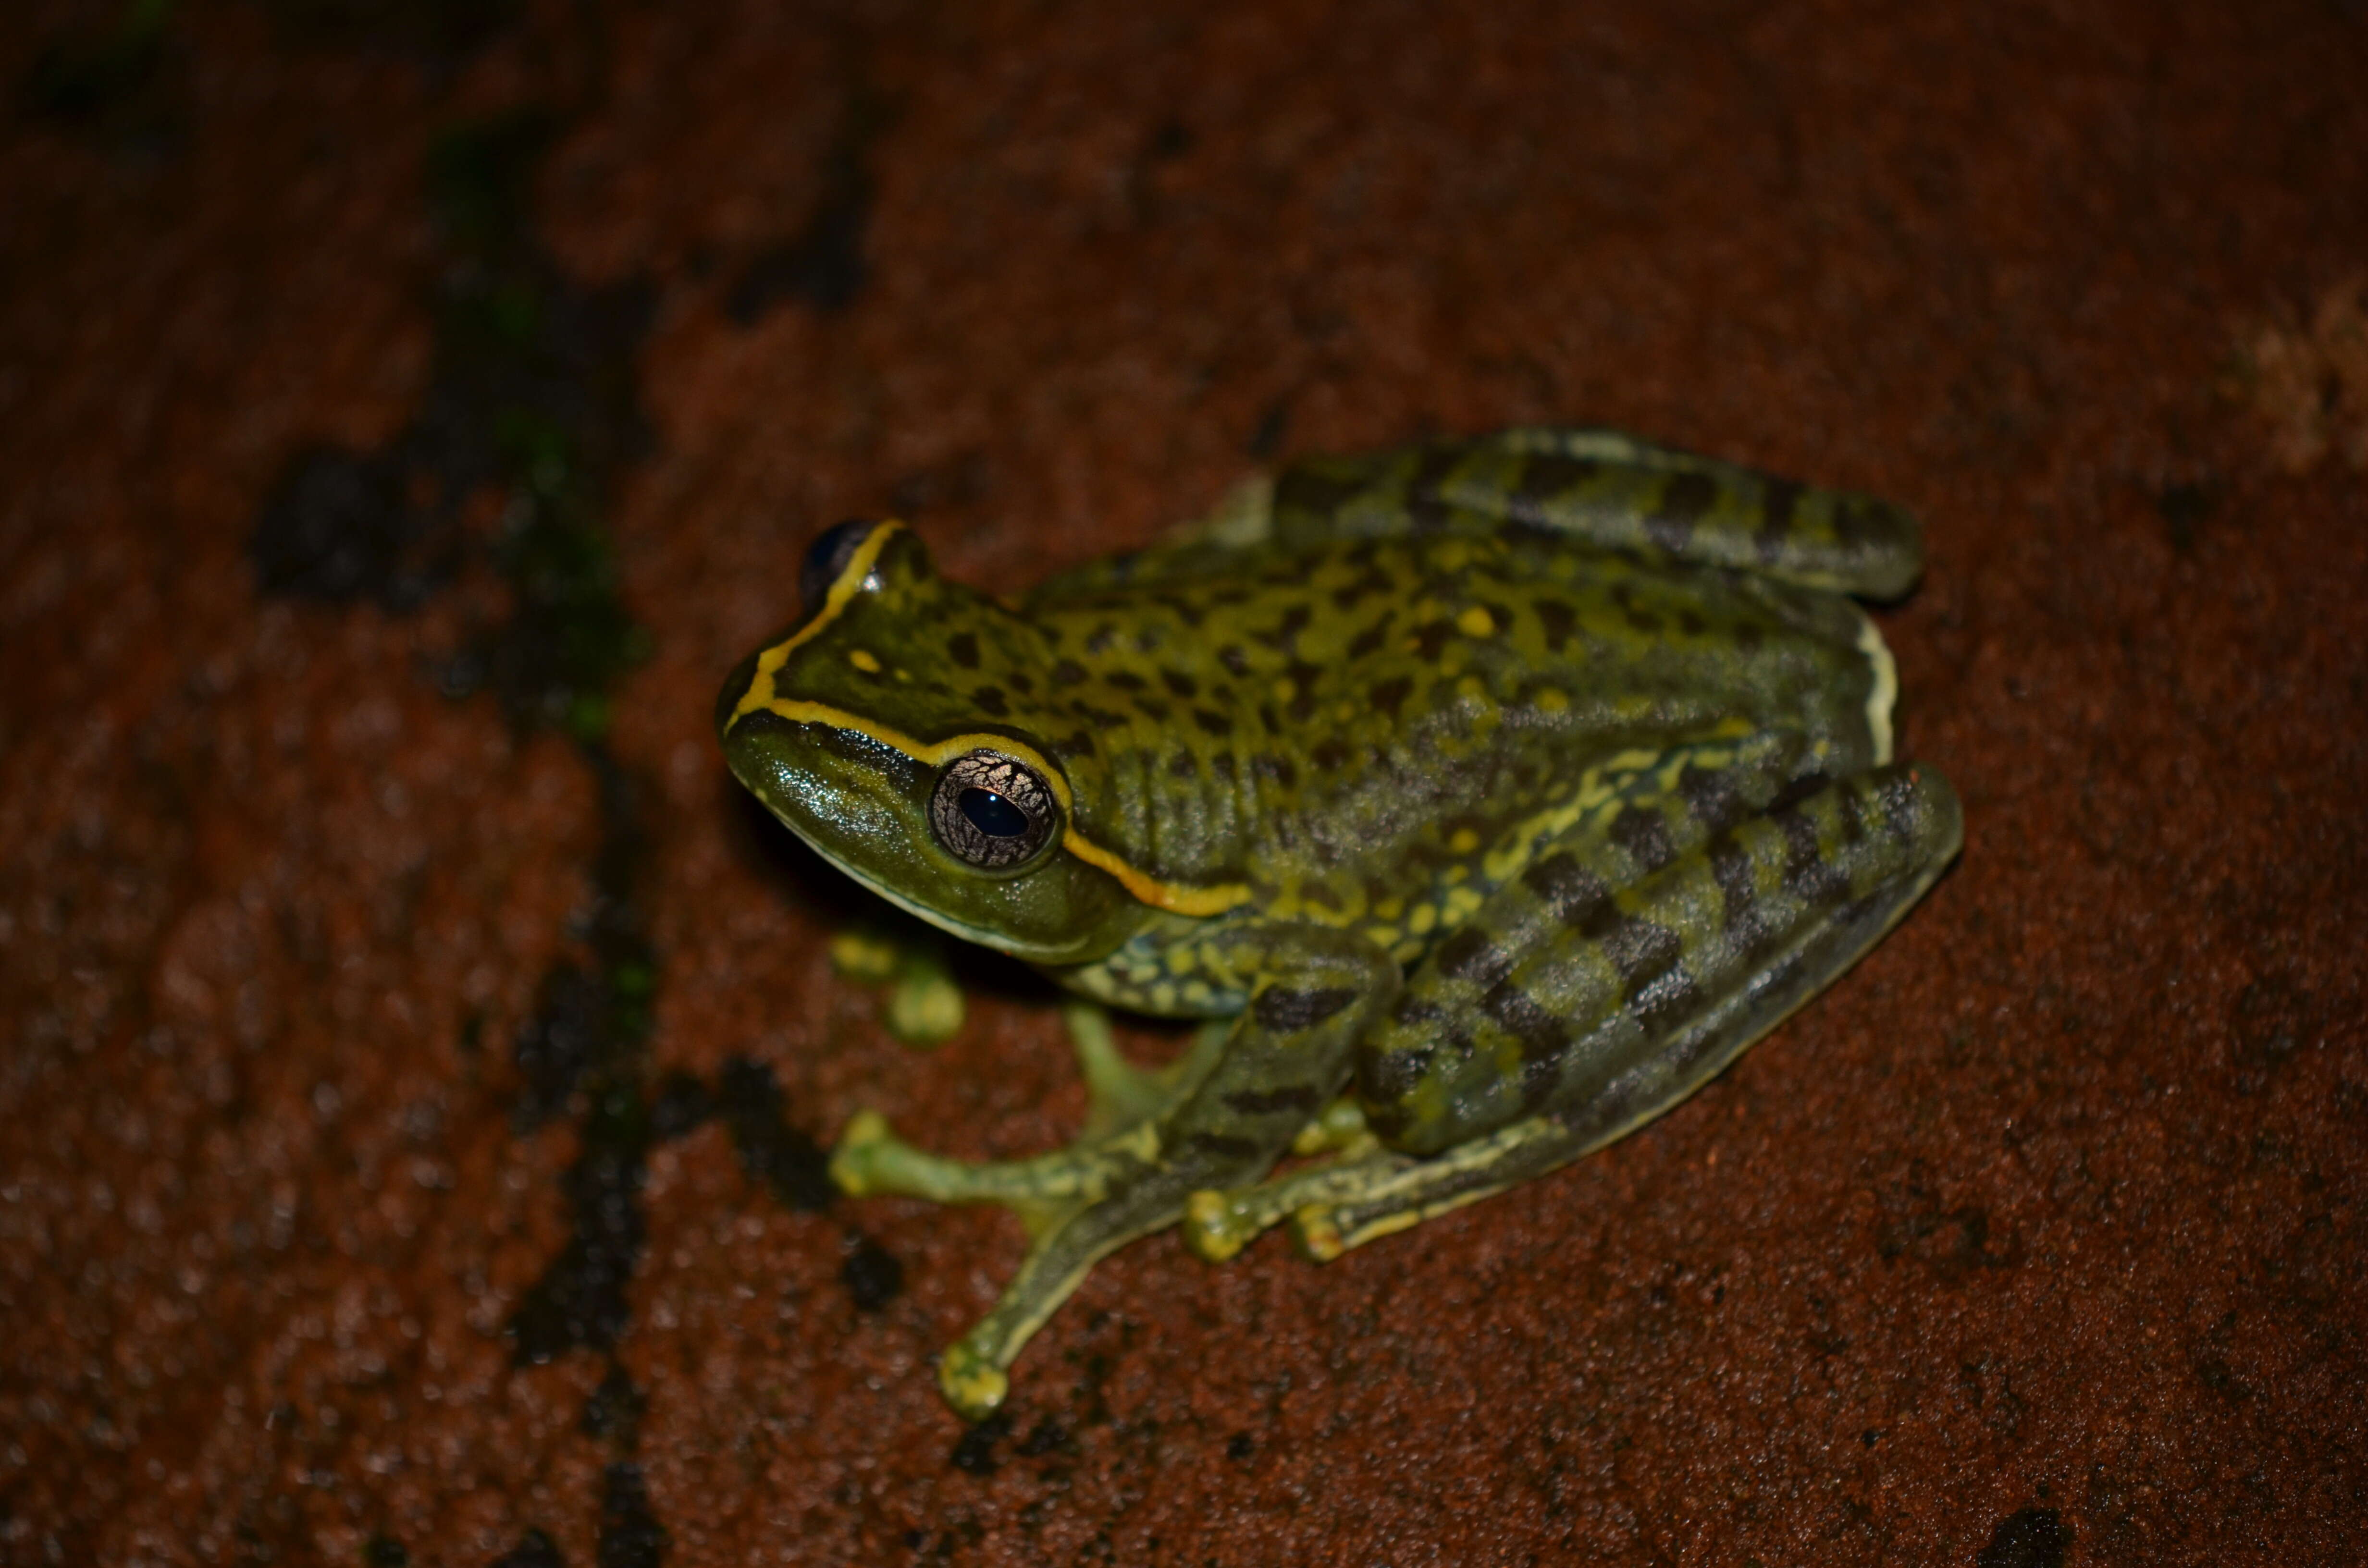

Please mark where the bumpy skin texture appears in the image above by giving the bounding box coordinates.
[717,428,1961,1418]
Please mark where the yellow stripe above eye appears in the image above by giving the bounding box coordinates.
[730,521,910,727]
[727,554,1251,920]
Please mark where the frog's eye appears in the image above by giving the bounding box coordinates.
[800,519,881,618]
[930,750,1059,870]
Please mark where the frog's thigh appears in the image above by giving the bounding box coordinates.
[1259,428,1922,600]
[1285,763,1961,1257]
[936,923,1398,1420]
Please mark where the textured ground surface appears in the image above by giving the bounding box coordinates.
[4,2,2365,1564]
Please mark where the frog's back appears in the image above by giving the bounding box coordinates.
[1026,531,1892,926]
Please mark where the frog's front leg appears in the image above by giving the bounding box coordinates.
[831,1003,1229,1219]
[846,923,1400,1421]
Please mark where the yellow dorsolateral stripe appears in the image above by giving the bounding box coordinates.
[726,530,1248,919]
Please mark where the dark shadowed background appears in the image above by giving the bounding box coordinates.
[3,2,2363,1564]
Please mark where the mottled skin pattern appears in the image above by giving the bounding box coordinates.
[717,428,1962,1419]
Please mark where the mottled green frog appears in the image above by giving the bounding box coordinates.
[716,428,1961,1419]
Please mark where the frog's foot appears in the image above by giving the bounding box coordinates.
[1181,1097,1385,1262]
[1283,1117,1579,1260]
[934,1171,1192,1420]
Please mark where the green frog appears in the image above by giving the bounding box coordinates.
[716,428,1961,1420]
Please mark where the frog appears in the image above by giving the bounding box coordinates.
[715,427,1962,1421]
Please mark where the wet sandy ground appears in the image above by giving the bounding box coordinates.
[3,2,2363,1563]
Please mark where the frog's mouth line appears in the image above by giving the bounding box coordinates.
[796,831,1079,963]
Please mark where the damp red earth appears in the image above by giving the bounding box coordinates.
[3,3,2362,1564]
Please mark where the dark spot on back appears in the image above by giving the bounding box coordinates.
[1507,452,1601,527]
[1050,658,1088,685]
[1755,479,1802,565]
[1534,599,1577,653]
[1251,603,1313,651]
[1284,659,1323,721]
[1332,566,1395,612]
[1193,708,1233,737]
[1311,738,1351,772]
[1154,592,1207,628]
[1648,471,1718,552]
[1613,584,1663,637]
[1273,463,1369,522]
[1252,754,1298,789]
[1217,644,1251,677]
[1161,668,1197,698]
[971,685,1009,716]
[1347,612,1397,659]
[1370,677,1413,720]
[948,632,980,668]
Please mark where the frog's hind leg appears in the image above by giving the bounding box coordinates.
[1188,762,1962,1264]
[1234,428,1922,601]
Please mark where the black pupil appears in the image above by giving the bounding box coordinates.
[959,788,1031,839]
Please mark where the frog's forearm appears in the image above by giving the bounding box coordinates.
[936,925,1398,1419]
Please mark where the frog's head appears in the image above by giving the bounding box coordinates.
[716,520,1149,966]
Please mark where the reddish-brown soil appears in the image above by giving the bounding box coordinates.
[4,3,2363,1564]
